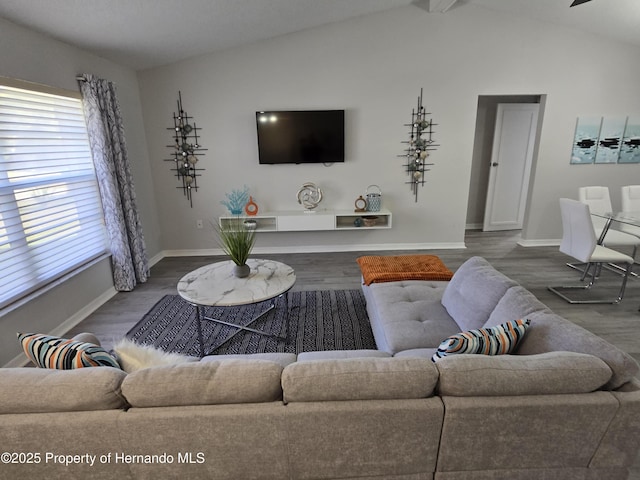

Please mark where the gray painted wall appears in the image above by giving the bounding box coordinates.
[0,17,159,365]
[137,4,640,253]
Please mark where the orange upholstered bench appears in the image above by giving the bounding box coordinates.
[356,254,453,286]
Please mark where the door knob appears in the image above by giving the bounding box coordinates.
[492,162,499,167]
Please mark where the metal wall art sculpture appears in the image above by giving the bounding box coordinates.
[166,91,206,206]
[400,88,439,202]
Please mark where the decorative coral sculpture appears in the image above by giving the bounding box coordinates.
[221,186,250,214]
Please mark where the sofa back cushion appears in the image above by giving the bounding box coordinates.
[0,367,127,413]
[281,357,438,403]
[517,310,639,389]
[484,285,550,327]
[436,352,612,396]
[121,359,283,407]
[441,256,517,332]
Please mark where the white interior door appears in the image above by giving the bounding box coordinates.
[483,103,539,231]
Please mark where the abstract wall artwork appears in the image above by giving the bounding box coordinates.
[571,115,640,165]
[166,91,206,207]
[595,116,625,164]
[399,88,439,202]
[571,116,601,164]
[619,116,640,164]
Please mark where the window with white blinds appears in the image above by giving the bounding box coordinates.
[0,80,108,309]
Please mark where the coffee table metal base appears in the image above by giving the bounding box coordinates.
[194,292,289,357]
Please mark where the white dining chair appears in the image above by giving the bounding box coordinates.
[578,186,640,259]
[548,198,633,304]
[620,185,640,239]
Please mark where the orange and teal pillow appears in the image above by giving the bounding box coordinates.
[17,333,121,369]
[432,319,531,362]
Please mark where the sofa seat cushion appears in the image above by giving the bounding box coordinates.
[394,348,440,360]
[432,319,531,361]
[297,350,390,361]
[282,357,438,403]
[517,310,639,390]
[0,367,127,413]
[121,359,283,407]
[356,254,453,285]
[436,352,613,396]
[201,352,297,368]
[362,280,460,353]
[441,256,518,332]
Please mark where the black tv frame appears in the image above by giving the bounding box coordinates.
[256,110,345,165]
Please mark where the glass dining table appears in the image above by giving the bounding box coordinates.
[590,211,640,292]
[591,211,640,245]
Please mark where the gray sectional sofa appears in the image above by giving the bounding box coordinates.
[1,256,639,479]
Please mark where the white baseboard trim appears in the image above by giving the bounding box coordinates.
[465,223,483,230]
[518,238,561,247]
[162,242,467,257]
[148,251,165,268]
[3,286,119,368]
[163,248,221,257]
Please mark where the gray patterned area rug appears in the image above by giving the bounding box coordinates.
[126,290,376,357]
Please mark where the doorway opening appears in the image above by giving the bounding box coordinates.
[466,95,546,234]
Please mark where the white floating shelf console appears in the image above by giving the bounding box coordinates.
[219,209,392,232]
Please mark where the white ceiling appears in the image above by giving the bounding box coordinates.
[469,0,640,49]
[0,0,638,71]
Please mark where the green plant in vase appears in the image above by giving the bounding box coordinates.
[217,217,256,278]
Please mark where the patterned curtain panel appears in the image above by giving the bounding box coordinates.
[79,74,149,291]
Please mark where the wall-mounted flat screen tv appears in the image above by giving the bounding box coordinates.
[256,110,345,164]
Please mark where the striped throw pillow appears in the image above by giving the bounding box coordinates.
[18,333,121,369]
[432,319,531,362]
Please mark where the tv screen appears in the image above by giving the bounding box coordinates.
[256,110,345,164]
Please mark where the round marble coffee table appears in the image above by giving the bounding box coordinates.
[177,259,296,356]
